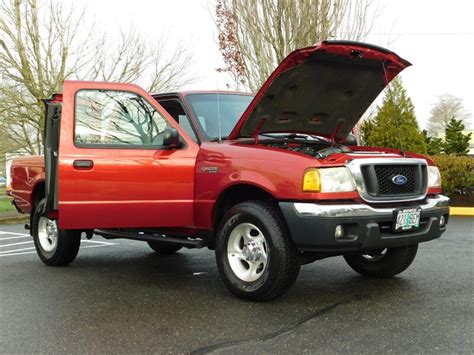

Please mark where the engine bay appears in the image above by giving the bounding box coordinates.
[262,141,352,159]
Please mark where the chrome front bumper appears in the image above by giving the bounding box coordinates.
[292,195,450,218]
[279,195,450,253]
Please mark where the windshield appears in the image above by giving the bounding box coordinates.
[186,93,253,140]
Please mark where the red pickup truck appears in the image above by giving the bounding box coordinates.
[9,41,449,301]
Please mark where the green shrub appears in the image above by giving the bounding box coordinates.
[432,155,474,194]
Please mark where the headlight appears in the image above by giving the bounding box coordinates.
[428,166,441,188]
[303,167,356,193]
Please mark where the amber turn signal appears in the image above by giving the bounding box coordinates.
[303,169,321,192]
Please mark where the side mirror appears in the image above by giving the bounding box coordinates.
[162,127,180,148]
[343,133,358,146]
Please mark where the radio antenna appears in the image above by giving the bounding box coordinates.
[382,61,405,156]
[215,70,222,142]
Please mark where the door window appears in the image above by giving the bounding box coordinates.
[158,99,198,142]
[75,90,169,147]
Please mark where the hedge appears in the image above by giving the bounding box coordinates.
[431,155,474,195]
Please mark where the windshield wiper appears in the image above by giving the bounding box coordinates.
[259,133,330,143]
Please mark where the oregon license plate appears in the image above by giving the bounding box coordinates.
[393,207,421,232]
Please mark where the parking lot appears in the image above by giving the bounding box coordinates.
[0,217,472,354]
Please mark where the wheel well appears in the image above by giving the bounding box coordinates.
[31,182,45,212]
[28,182,45,236]
[212,184,276,230]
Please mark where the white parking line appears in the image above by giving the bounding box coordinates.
[0,235,30,241]
[0,241,118,258]
[0,241,33,248]
[0,251,38,257]
[82,239,116,246]
[0,231,30,237]
[0,247,35,254]
[0,229,119,258]
[81,244,115,249]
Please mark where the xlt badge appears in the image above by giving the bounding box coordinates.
[201,166,218,174]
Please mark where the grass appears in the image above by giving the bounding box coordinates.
[0,197,15,213]
[0,186,16,213]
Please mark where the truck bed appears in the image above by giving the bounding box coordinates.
[9,155,45,213]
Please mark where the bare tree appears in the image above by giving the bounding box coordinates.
[0,126,20,163]
[0,0,91,155]
[83,28,195,93]
[0,0,195,155]
[215,0,377,92]
[427,94,471,136]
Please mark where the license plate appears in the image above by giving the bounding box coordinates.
[393,207,421,232]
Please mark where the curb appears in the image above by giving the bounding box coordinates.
[450,207,474,217]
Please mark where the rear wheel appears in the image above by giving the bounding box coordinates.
[32,199,81,266]
[147,241,182,254]
[216,201,300,301]
[343,244,418,278]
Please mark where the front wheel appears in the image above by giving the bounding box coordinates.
[32,199,81,266]
[215,201,300,301]
[343,244,418,278]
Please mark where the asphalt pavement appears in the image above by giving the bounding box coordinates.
[0,217,473,354]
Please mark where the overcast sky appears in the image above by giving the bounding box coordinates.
[76,0,473,130]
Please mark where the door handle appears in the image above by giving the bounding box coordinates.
[73,160,94,169]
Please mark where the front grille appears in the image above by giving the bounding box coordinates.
[360,163,427,200]
[374,165,417,195]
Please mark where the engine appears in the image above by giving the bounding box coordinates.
[263,142,352,159]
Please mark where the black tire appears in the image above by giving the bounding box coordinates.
[147,241,182,254]
[343,244,419,278]
[32,199,81,266]
[215,201,300,301]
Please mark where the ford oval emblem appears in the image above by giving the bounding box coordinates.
[392,175,408,185]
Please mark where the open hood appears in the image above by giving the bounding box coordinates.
[228,41,411,142]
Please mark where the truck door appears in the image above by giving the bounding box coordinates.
[57,81,199,230]
[43,95,62,213]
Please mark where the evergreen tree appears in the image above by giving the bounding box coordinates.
[360,78,427,154]
[444,118,471,155]
[422,130,444,155]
